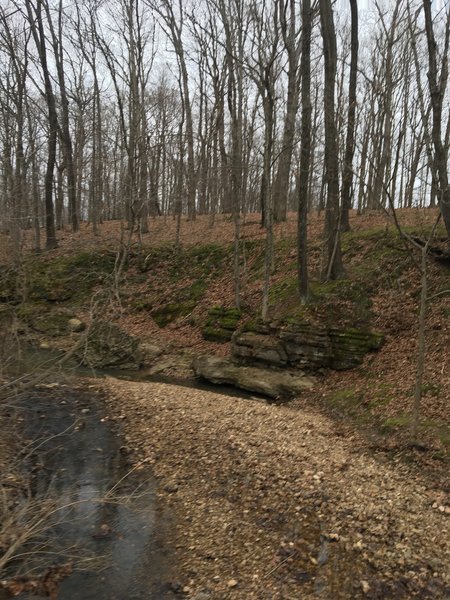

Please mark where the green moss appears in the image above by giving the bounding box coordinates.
[379,415,450,446]
[17,303,73,336]
[140,244,175,271]
[421,382,442,397]
[329,328,384,370]
[368,383,396,407]
[341,226,392,254]
[0,266,18,302]
[269,277,297,303]
[168,243,230,280]
[381,414,411,431]
[201,305,242,342]
[130,298,153,312]
[327,388,372,422]
[439,427,450,448]
[202,326,234,343]
[26,251,115,303]
[240,317,262,333]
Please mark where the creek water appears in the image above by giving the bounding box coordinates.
[3,345,267,599]
[9,386,176,599]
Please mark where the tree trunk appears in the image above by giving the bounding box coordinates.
[422,0,450,240]
[319,0,343,279]
[297,0,312,302]
[340,0,358,232]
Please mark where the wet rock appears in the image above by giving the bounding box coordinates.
[192,355,314,399]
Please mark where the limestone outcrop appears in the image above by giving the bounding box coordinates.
[232,322,383,371]
[193,355,314,399]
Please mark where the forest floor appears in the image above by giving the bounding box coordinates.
[94,375,449,599]
[1,208,449,597]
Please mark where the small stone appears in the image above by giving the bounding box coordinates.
[361,580,370,594]
[68,317,86,332]
[164,484,179,493]
[227,579,238,588]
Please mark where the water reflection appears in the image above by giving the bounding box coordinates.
[14,389,173,599]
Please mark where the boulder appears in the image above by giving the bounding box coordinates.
[193,355,314,399]
[139,341,164,362]
[77,320,141,370]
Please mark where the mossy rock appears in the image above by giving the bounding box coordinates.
[202,326,234,343]
[152,300,197,327]
[328,328,384,370]
[76,320,141,370]
[17,303,74,336]
[202,306,242,343]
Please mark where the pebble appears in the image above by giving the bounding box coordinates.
[227,579,238,588]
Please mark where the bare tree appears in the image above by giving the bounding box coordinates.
[273,0,301,223]
[319,0,343,279]
[297,0,313,301]
[422,0,450,240]
[340,0,358,232]
[24,0,58,250]
[149,0,197,220]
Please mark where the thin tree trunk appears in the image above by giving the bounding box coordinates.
[297,0,312,302]
[340,0,358,232]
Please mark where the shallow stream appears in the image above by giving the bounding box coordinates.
[8,386,175,599]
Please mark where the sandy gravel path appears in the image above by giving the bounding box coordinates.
[94,377,449,599]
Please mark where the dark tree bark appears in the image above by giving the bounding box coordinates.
[25,0,57,249]
[423,0,450,241]
[340,0,358,232]
[45,0,79,232]
[297,0,312,301]
[319,0,343,279]
[273,0,301,223]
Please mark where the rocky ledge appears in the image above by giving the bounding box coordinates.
[192,355,314,399]
[232,321,384,371]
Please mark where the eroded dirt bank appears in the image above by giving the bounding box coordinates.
[95,377,449,600]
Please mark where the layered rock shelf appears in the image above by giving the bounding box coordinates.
[232,321,384,371]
